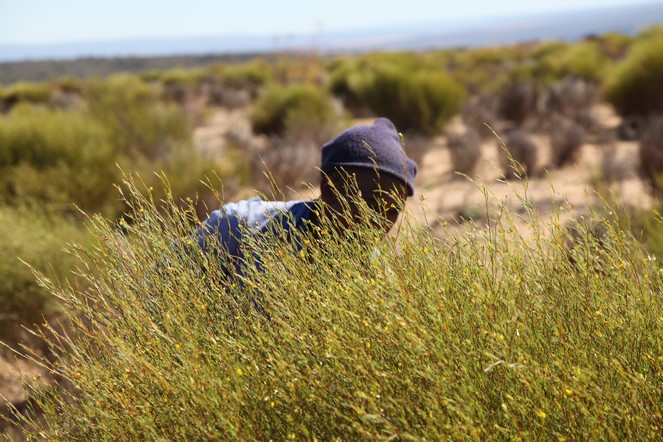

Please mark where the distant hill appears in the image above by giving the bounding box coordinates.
[1,2,662,84]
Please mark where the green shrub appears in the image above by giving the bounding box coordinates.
[219,61,273,90]
[0,107,120,216]
[160,68,206,87]
[0,81,52,108]
[552,42,608,82]
[635,25,663,42]
[447,47,524,94]
[8,180,662,440]
[596,32,632,59]
[0,205,89,342]
[251,83,337,137]
[327,58,369,114]
[603,36,663,117]
[158,68,207,104]
[330,61,465,134]
[54,76,83,94]
[0,75,231,220]
[85,74,192,160]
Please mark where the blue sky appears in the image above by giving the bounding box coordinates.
[0,0,659,44]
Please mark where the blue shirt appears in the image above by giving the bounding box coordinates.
[195,197,316,276]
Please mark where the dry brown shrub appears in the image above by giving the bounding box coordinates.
[399,133,431,169]
[498,82,538,126]
[539,78,598,122]
[549,118,585,168]
[499,129,538,179]
[162,83,192,105]
[617,117,644,141]
[599,141,626,183]
[447,128,482,177]
[639,115,663,194]
[461,96,499,139]
[251,137,321,195]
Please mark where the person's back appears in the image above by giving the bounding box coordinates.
[195,197,316,275]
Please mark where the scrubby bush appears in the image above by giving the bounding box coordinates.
[538,78,598,130]
[498,82,537,126]
[0,205,89,342]
[250,84,340,193]
[461,95,499,139]
[159,68,206,105]
[0,81,219,219]
[251,83,337,138]
[551,42,608,82]
[220,61,273,91]
[596,32,632,59]
[549,118,585,168]
[0,106,120,216]
[329,61,465,134]
[0,81,52,109]
[327,58,372,116]
[53,76,83,94]
[7,180,662,440]
[635,25,663,42]
[251,138,321,194]
[85,74,192,161]
[639,115,663,194]
[208,60,274,106]
[604,36,663,117]
[500,129,538,178]
[447,128,482,176]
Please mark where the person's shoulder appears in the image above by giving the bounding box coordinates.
[221,197,308,228]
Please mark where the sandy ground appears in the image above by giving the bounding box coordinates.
[409,131,653,230]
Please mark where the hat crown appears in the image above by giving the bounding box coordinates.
[320,118,418,196]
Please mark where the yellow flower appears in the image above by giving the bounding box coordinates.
[237,368,243,376]
[537,410,547,419]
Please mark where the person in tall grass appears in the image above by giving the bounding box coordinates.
[194,117,418,275]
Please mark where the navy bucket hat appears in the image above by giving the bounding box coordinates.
[320,118,418,196]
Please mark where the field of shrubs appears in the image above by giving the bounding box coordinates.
[1,27,663,439]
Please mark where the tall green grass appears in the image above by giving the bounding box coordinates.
[5,178,662,440]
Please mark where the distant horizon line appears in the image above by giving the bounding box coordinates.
[1,1,662,64]
[2,1,662,47]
